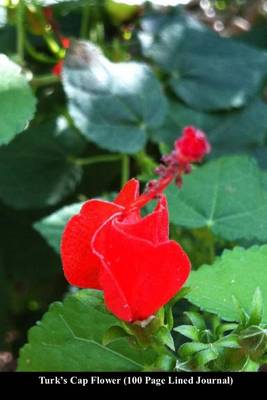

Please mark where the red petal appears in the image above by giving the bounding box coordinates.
[115,196,169,245]
[114,178,140,207]
[52,60,64,76]
[61,199,122,289]
[92,216,191,322]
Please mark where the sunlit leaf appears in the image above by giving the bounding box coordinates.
[167,156,267,242]
[186,245,267,324]
[63,40,167,153]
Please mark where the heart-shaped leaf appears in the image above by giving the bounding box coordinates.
[167,156,267,242]
[18,289,156,371]
[34,202,83,253]
[186,245,267,324]
[0,118,84,209]
[63,40,167,153]
[139,13,267,111]
[0,55,36,145]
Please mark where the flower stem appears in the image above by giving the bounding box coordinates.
[16,0,25,65]
[31,74,60,88]
[80,5,91,39]
[35,6,63,58]
[25,40,58,64]
[121,154,130,186]
[69,154,123,167]
[126,174,174,213]
[134,151,157,178]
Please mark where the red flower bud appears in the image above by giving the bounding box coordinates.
[61,37,70,49]
[61,179,190,322]
[175,126,211,164]
[43,7,54,22]
[52,60,64,76]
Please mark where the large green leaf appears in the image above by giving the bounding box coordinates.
[18,289,156,371]
[239,23,267,50]
[151,99,267,153]
[262,172,267,192]
[34,202,83,253]
[0,55,36,145]
[167,156,267,242]
[254,148,267,170]
[139,13,267,111]
[63,40,167,153]
[0,118,84,209]
[0,27,16,54]
[186,245,267,324]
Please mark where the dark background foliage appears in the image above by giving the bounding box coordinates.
[1,0,267,371]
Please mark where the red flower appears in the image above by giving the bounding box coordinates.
[52,60,64,76]
[61,179,190,322]
[61,37,70,49]
[175,126,211,164]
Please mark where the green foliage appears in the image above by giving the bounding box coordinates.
[1,0,267,373]
[186,245,267,324]
[18,289,156,371]
[167,156,267,242]
[139,11,267,111]
[63,41,167,154]
[175,287,267,371]
[34,202,83,252]
[0,55,36,145]
[151,99,267,155]
[0,118,84,209]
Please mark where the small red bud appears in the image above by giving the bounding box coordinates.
[175,126,211,164]
[52,60,64,76]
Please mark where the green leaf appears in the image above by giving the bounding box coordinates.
[241,357,260,372]
[184,311,206,331]
[167,156,267,242]
[216,335,240,349]
[18,289,156,371]
[262,171,267,192]
[239,23,267,50]
[140,14,267,111]
[0,118,84,209]
[102,326,130,346]
[174,325,199,341]
[63,40,167,154]
[0,27,16,55]
[155,326,175,351]
[232,296,250,328]
[255,149,267,171]
[186,245,267,324]
[34,202,83,253]
[151,99,267,153]
[248,288,264,326]
[179,342,209,359]
[194,348,218,366]
[0,55,36,145]
[239,326,267,359]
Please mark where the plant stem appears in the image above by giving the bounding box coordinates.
[121,154,130,186]
[70,154,123,167]
[135,151,157,178]
[25,40,58,64]
[80,5,91,39]
[35,6,62,57]
[17,0,25,65]
[208,237,216,264]
[31,74,60,88]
